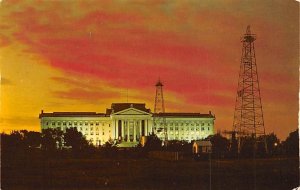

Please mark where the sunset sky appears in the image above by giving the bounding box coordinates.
[0,0,298,140]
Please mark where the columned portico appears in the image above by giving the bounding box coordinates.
[110,106,152,147]
[117,119,144,142]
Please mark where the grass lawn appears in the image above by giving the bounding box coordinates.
[2,155,298,190]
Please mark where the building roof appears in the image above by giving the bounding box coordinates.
[106,103,151,114]
[39,103,215,119]
[153,112,215,118]
[39,111,107,118]
[193,140,212,146]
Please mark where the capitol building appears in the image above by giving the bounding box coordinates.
[39,103,215,147]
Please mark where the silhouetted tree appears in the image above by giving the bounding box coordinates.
[239,136,255,158]
[257,133,280,156]
[64,127,88,151]
[282,129,298,156]
[20,130,42,149]
[166,140,191,152]
[207,134,230,158]
[41,128,63,151]
[230,132,238,158]
[143,133,162,151]
[1,131,24,152]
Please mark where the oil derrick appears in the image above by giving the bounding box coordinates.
[153,79,167,143]
[232,26,267,155]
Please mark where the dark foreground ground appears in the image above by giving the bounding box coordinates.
[2,154,299,190]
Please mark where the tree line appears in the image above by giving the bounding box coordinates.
[1,127,298,159]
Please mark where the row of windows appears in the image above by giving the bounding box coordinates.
[77,128,111,136]
[78,127,106,131]
[168,131,210,135]
[45,121,111,127]
[168,127,210,131]
[155,122,212,126]
[44,126,110,136]
[168,136,208,141]
[83,132,107,136]
[154,126,210,131]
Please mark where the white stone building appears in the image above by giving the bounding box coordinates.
[39,103,215,147]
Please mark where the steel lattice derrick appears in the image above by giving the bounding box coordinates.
[153,79,168,142]
[232,26,267,154]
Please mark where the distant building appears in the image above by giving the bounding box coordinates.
[192,140,212,154]
[39,103,215,147]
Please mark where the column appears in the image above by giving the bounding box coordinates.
[115,120,118,140]
[189,124,191,142]
[133,121,136,142]
[127,120,130,142]
[139,120,142,137]
[121,120,124,140]
[146,119,148,135]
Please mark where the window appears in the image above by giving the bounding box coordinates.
[91,127,93,131]
[52,122,55,126]
[91,123,94,126]
[201,127,204,131]
[96,122,99,126]
[208,127,210,130]
[46,122,49,125]
[79,122,83,126]
[175,127,178,130]
[91,132,94,135]
[102,132,105,135]
[85,122,88,126]
[80,127,82,131]
[63,122,66,126]
[68,122,72,126]
[58,122,61,126]
[170,127,173,130]
[202,123,204,126]
[109,124,111,127]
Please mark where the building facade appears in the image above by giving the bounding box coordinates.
[39,103,215,147]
